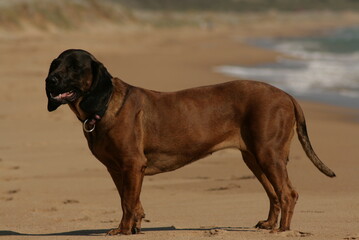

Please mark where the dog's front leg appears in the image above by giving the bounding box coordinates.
[107,162,146,235]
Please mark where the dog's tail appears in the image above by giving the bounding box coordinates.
[290,96,336,177]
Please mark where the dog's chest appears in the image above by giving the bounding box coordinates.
[84,131,117,166]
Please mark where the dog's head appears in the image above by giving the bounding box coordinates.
[45,49,113,116]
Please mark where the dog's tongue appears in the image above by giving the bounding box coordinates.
[60,92,72,98]
[52,91,74,100]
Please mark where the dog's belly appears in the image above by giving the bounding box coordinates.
[144,135,244,175]
[144,153,200,175]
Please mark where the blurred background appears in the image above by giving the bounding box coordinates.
[1,1,359,239]
[1,0,359,107]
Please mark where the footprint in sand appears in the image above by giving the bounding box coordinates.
[101,219,119,223]
[42,207,58,212]
[237,175,256,180]
[1,189,19,201]
[344,234,359,240]
[204,229,227,237]
[63,199,79,204]
[70,216,91,222]
[207,184,241,191]
[7,189,20,194]
[274,230,312,237]
[1,197,13,201]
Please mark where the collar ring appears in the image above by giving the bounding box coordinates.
[83,119,96,133]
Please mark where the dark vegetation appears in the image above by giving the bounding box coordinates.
[1,0,358,31]
[113,0,359,12]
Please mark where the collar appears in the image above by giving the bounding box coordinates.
[83,114,101,133]
[82,84,131,133]
[82,90,113,133]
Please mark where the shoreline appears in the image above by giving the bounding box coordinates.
[215,25,359,111]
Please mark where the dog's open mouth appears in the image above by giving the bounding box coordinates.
[50,90,77,103]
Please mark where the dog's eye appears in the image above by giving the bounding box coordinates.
[68,64,78,71]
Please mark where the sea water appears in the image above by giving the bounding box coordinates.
[216,27,359,109]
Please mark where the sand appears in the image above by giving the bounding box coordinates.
[1,13,359,240]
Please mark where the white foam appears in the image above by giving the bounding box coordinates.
[216,59,359,98]
[273,41,359,62]
[215,38,359,103]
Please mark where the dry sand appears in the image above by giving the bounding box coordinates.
[1,13,359,240]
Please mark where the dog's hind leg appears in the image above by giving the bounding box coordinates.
[254,148,298,231]
[241,151,280,230]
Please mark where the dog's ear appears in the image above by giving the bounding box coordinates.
[80,59,113,116]
[46,59,61,112]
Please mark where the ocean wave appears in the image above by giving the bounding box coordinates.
[273,41,359,62]
[215,57,359,99]
[216,28,359,108]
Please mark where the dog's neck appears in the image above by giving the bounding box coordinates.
[68,97,88,122]
[68,78,130,127]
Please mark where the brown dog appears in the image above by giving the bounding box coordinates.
[45,49,335,235]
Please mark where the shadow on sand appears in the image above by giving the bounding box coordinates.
[0,226,257,236]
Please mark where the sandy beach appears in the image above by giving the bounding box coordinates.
[1,10,359,240]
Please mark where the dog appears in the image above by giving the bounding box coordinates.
[45,49,335,235]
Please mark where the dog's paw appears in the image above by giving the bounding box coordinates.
[255,220,276,230]
[106,228,125,236]
[106,227,141,236]
[132,227,141,234]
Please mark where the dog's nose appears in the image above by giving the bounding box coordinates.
[46,75,59,86]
